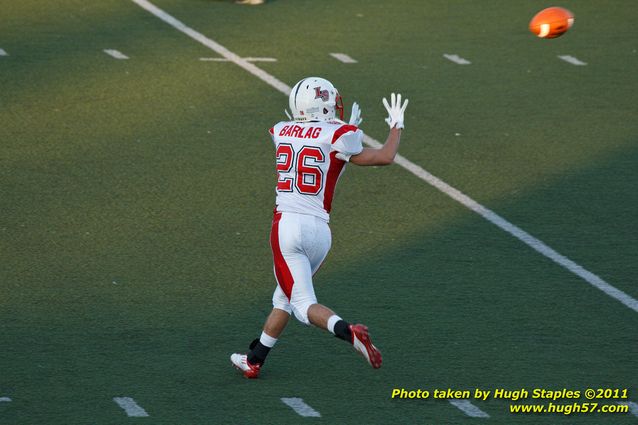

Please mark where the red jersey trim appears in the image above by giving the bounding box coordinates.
[323,151,346,213]
[330,124,358,145]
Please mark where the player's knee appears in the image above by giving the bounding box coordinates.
[290,299,314,326]
[272,299,292,314]
[272,290,292,314]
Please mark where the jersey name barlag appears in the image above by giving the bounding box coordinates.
[269,120,364,221]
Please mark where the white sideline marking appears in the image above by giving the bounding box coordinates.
[444,54,471,65]
[558,55,587,66]
[0,397,12,402]
[618,401,638,417]
[366,131,638,313]
[113,397,149,417]
[199,57,277,62]
[104,49,129,60]
[130,0,638,314]
[330,53,358,63]
[0,48,8,56]
[281,397,321,417]
[448,400,490,418]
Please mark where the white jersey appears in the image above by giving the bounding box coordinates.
[269,120,364,221]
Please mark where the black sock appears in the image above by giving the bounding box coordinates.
[247,339,271,366]
[333,320,352,343]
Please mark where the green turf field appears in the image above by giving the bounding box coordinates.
[2,0,637,423]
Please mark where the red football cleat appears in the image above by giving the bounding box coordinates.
[230,353,261,379]
[350,324,382,369]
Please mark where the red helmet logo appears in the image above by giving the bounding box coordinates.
[314,87,329,101]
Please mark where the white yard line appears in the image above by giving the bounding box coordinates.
[330,53,358,63]
[130,0,638,314]
[104,49,129,60]
[558,55,587,66]
[281,397,321,417]
[618,401,638,417]
[199,57,277,62]
[0,48,8,56]
[131,0,290,95]
[444,54,471,65]
[113,397,150,417]
[0,397,12,402]
[448,400,490,418]
[243,57,277,62]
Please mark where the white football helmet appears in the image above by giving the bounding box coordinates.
[289,77,344,122]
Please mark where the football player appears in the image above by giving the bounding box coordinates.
[231,77,408,378]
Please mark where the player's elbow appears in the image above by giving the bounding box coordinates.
[376,154,395,165]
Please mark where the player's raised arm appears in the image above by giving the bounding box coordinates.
[350,93,408,166]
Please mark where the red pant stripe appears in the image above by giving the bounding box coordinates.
[270,212,294,299]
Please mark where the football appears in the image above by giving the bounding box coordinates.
[529,7,574,38]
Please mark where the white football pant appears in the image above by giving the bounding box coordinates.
[270,211,331,325]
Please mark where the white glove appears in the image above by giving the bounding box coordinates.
[349,102,363,126]
[382,93,409,129]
